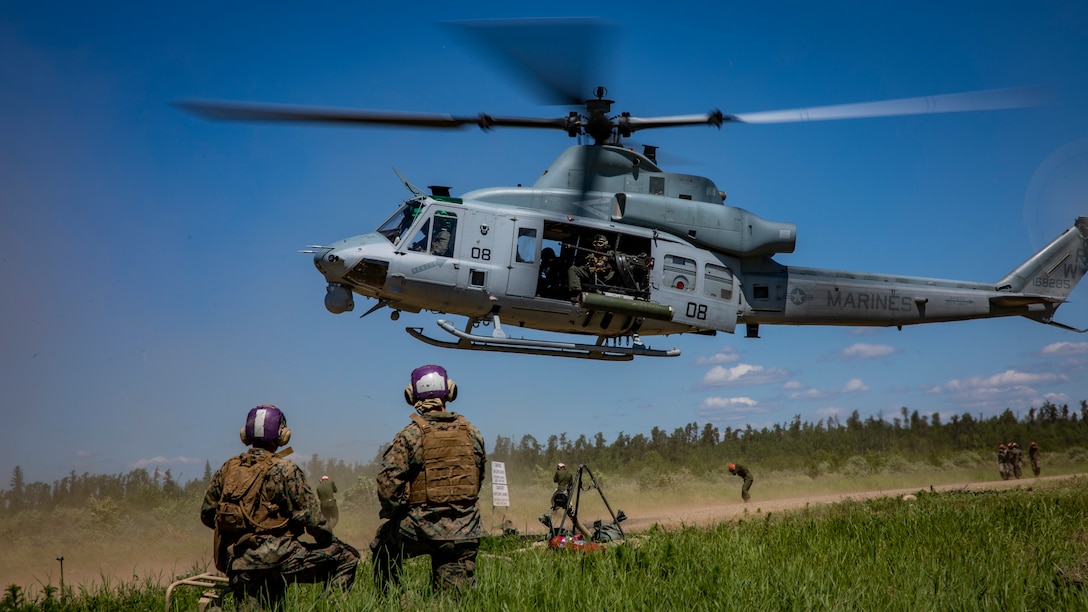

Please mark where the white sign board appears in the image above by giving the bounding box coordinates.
[491,461,507,484]
[492,483,510,507]
[491,461,509,507]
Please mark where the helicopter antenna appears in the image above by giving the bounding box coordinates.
[392,167,424,196]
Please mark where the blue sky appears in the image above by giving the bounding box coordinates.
[3,2,1087,485]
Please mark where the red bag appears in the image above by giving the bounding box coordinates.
[548,534,604,553]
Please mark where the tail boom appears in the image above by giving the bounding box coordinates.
[738,217,1088,330]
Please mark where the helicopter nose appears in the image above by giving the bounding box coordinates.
[314,250,356,314]
[313,248,349,281]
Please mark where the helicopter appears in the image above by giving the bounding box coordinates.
[179,28,1088,362]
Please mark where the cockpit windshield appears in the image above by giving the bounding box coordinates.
[376,199,425,246]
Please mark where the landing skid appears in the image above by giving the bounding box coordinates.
[406,319,680,361]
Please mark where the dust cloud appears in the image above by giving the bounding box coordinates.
[4,474,1064,593]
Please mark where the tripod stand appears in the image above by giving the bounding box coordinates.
[555,463,625,541]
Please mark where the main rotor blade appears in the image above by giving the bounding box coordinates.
[620,112,726,133]
[176,100,572,132]
[725,85,1055,125]
[176,100,483,128]
[449,18,613,106]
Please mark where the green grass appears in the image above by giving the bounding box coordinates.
[10,476,1088,610]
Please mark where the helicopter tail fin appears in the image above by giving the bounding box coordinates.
[993,216,1088,305]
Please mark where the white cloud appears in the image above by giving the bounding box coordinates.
[701,363,789,387]
[1038,341,1088,357]
[842,343,896,360]
[933,368,1065,412]
[1042,392,1070,405]
[944,369,1060,392]
[698,396,766,421]
[921,384,943,396]
[782,380,805,390]
[130,455,205,470]
[814,406,845,419]
[701,396,759,409]
[789,378,869,401]
[843,378,869,393]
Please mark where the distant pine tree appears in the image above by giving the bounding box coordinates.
[7,465,25,511]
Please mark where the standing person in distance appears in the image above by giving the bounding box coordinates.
[316,475,339,531]
[1029,441,1042,477]
[552,462,573,510]
[200,405,359,609]
[1010,442,1024,479]
[728,463,754,503]
[370,365,487,598]
[997,444,1009,480]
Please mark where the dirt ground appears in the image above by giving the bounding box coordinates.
[5,473,1070,594]
[620,473,1069,532]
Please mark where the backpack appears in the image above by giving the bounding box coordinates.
[216,452,291,533]
[592,521,625,543]
[212,452,289,571]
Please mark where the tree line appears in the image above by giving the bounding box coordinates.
[3,399,1085,513]
[492,399,1088,478]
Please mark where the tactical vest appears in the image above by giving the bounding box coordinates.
[215,451,291,535]
[407,413,478,505]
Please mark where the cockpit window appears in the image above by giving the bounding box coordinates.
[376,200,424,245]
[408,219,432,252]
[431,211,457,257]
[405,211,458,257]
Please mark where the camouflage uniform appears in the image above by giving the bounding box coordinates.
[552,466,573,510]
[997,446,1009,480]
[431,228,452,256]
[370,405,486,594]
[729,464,754,502]
[568,249,615,292]
[201,448,359,608]
[1029,442,1041,477]
[1010,443,1024,479]
[316,478,339,530]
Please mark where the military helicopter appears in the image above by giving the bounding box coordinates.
[179,26,1088,362]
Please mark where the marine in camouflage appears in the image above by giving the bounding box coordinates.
[1010,442,1024,479]
[201,447,359,608]
[552,464,573,510]
[728,463,754,503]
[371,405,486,594]
[1029,442,1041,477]
[568,248,616,292]
[316,477,339,530]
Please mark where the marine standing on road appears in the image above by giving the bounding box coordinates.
[1010,442,1024,479]
[552,462,574,510]
[370,365,487,596]
[728,463,754,503]
[997,444,1009,480]
[316,475,339,530]
[1029,441,1042,477]
[200,405,359,608]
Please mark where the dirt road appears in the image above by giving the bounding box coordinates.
[622,474,1067,532]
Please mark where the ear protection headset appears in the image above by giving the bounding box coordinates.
[404,364,457,405]
[240,404,292,447]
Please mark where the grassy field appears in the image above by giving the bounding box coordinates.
[5,465,1088,610]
